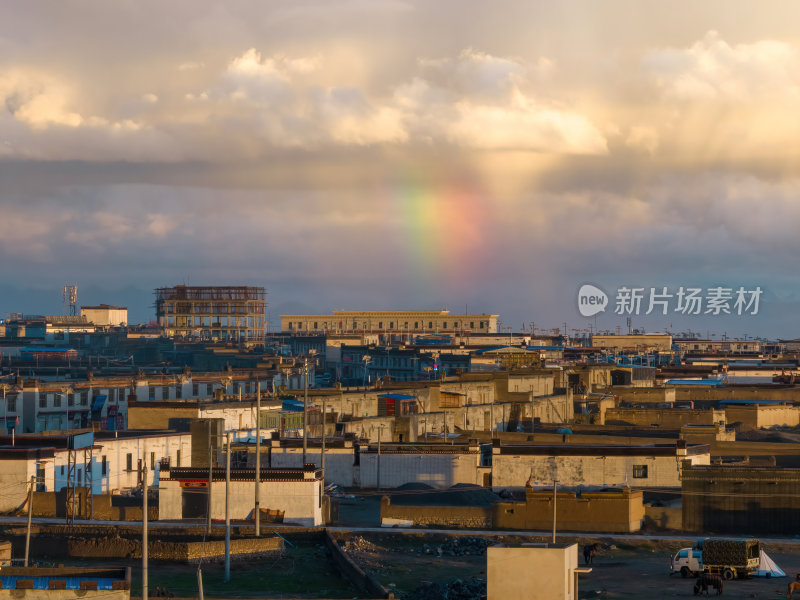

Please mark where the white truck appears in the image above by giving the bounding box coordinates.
[670,538,760,580]
[670,547,703,578]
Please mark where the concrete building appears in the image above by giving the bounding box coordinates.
[591,334,673,352]
[682,463,800,534]
[0,430,191,512]
[675,338,762,354]
[155,285,266,341]
[280,310,499,334]
[80,305,128,327]
[487,544,589,600]
[490,440,710,491]
[0,566,130,600]
[158,464,323,525]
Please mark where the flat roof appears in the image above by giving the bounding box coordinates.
[496,443,709,457]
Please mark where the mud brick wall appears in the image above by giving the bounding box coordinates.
[380,497,492,528]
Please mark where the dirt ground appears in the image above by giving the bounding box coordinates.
[338,532,800,600]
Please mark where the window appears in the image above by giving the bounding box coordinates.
[53,394,61,408]
[162,386,169,400]
[119,388,126,402]
[149,386,155,400]
[428,321,433,329]
[126,453,133,471]
[175,385,182,399]
[633,464,648,479]
[150,452,156,470]
[470,322,475,328]
[314,322,318,329]
[206,383,212,396]
[80,392,88,406]
[39,393,47,408]
[192,383,199,396]
[678,550,689,559]
[176,450,181,467]
[61,465,65,475]
[101,456,107,476]
[7,397,15,412]
[389,322,394,329]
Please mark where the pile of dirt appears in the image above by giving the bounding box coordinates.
[416,537,495,557]
[401,578,486,600]
[341,536,382,554]
[389,483,500,507]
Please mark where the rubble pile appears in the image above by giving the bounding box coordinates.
[401,578,486,600]
[341,536,382,553]
[417,537,495,556]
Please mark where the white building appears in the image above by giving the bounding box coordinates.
[490,441,710,491]
[158,465,323,525]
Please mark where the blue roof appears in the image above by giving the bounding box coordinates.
[377,393,417,400]
[20,347,75,352]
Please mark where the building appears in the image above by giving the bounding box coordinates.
[591,334,673,352]
[280,310,499,334]
[80,305,128,327]
[0,566,130,600]
[158,464,323,525]
[682,463,800,534]
[490,440,710,491]
[674,338,762,354]
[155,285,266,341]
[488,544,590,600]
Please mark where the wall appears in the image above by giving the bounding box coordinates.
[358,448,482,489]
[487,544,579,600]
[324,531,389,599]
[683,464,800,534]
[0,457,35,513]
[604,408,725,428]
[724,405,800,429]
[158,478,322,525]
[595,387,676,404]
[674,386,800,404]
[494,488,643,533]
[380,497,491,528]
[266,446,356,487]
[643,505,682,530]
[491,451,709,490]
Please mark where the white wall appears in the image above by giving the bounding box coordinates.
[359,450,481,489]
[158,478,322,525]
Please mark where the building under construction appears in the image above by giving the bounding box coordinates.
[154,285,267,341]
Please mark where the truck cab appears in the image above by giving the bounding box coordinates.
[670,548,703,578]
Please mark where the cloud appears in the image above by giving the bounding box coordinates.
[644,30,800,102]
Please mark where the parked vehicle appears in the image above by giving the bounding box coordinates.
[670,547,703,578]
[670,538,760,580]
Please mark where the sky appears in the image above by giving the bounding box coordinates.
[2,1,800,339]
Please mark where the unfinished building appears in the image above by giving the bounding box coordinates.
[154,285,266,341]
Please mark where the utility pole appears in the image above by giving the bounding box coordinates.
[224,432,231,583]
[551,479,558,544]
[207,428,213,536]
[530,394,535,434]
[142,465,148,600]
[376,424,385,491]
[303,357,308,465]
[255,383,261,537]
[24,475,34,566]
[321,395,326,486]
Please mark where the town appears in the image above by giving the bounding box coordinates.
[0,284,797,598]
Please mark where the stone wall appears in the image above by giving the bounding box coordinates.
[66,535,283,562]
